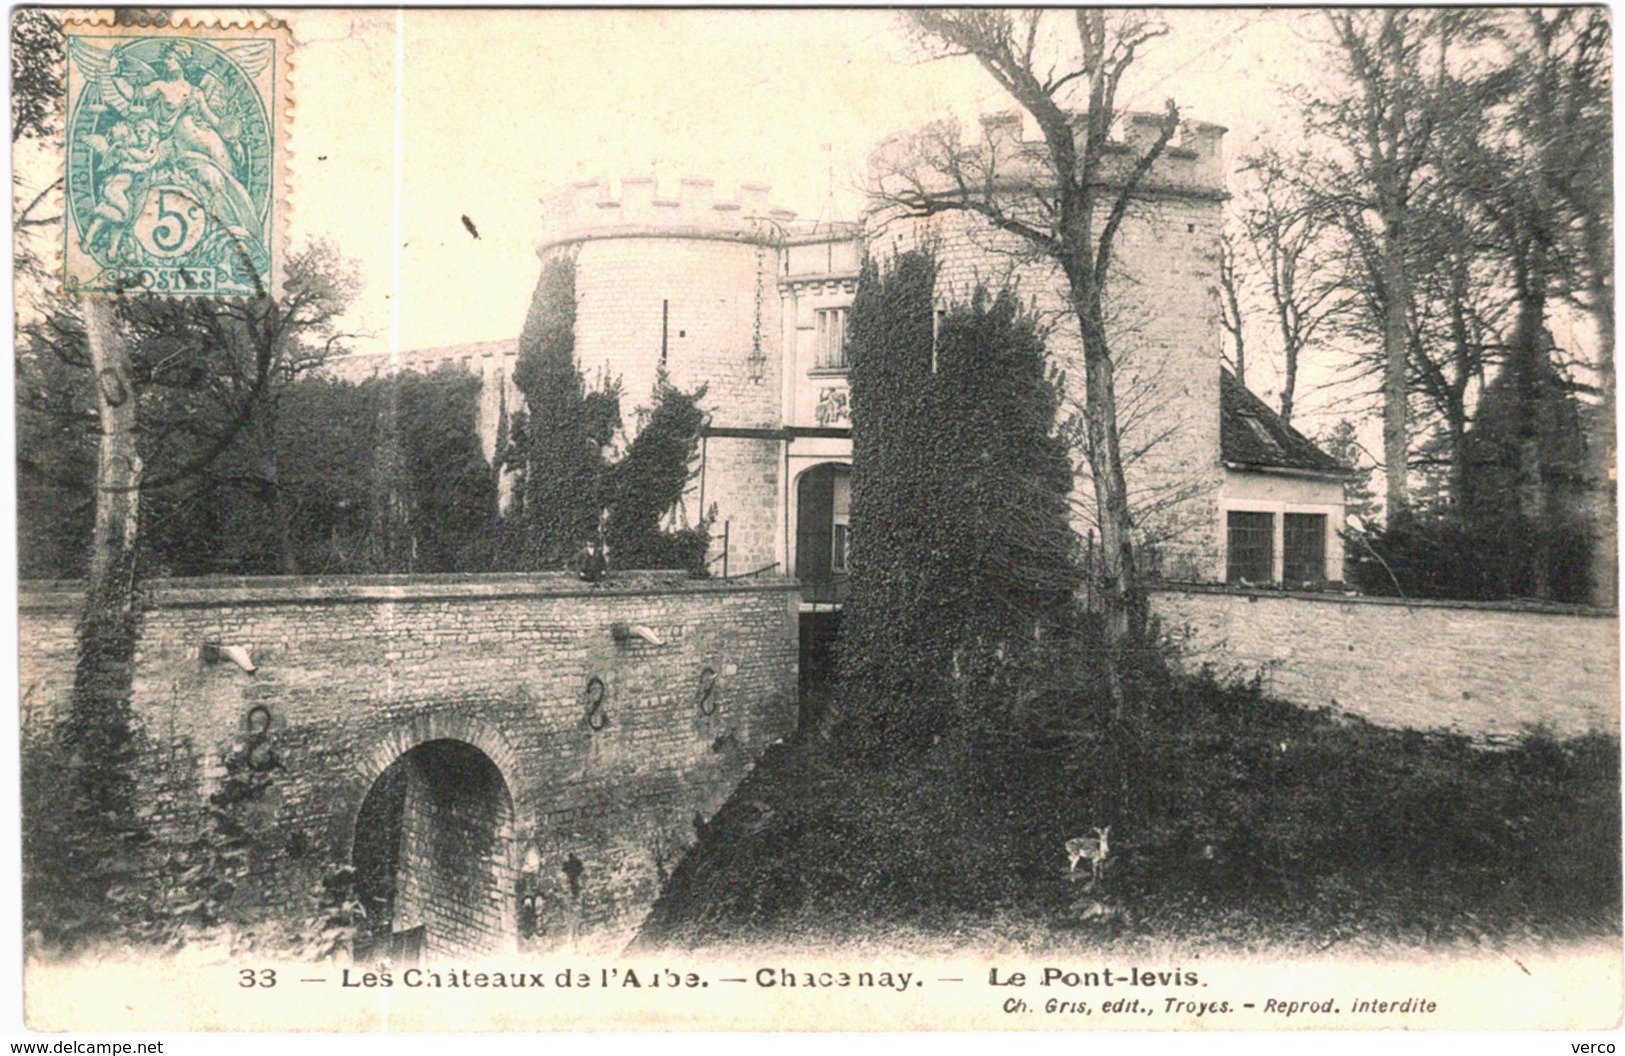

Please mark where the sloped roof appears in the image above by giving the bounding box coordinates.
[1220,369,1346,476]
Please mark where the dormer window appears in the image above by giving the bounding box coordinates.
[1244,416,1277,449]
[815,307,848,370]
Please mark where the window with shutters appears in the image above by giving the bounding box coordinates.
[815,308,847,370]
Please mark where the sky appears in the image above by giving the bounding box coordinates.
[7,7,1438,438]
[261,8,1338,410]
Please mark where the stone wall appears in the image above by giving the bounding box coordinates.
[19,572,800,955]
[699,434,783,575]
[1152,585,1620,742]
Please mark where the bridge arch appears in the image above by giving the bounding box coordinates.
[346,714,529,960]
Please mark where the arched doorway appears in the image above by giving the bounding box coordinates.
[351,739,517,961]
[795,462,851,606]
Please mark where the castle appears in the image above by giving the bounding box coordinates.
[335,116,1347,604]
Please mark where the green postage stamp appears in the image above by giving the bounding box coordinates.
[63,19,290,297]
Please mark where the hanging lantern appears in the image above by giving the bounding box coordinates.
[748,240,767,383]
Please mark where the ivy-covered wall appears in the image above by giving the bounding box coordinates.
[505,254,715,573]
[870,191,1227,580]
[837,252,1077,746]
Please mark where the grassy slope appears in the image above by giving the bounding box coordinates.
[638,677,1621,955]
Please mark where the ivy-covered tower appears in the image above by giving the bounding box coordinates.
[864,113,1233,581]
[534,177,860,587]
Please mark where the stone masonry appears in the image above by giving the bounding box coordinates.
[19,572,800,956]
[1153,585,1620,742]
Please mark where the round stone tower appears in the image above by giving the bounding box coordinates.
[534,177,801,573]
[537,176,797,432]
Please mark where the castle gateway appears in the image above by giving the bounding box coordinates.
[338,116,1348,605]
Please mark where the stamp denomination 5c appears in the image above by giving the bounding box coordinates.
[63,20,290,297]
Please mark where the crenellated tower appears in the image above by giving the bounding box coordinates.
[865,112,1231,579]
[534,177,807,575]
[537,177,799,435]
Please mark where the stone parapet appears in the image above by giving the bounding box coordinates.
[540,176,799,254]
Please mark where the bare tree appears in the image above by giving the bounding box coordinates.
[1310,10,1461,525]
[1229,151,1344,426]
[1217,227,1246,385]
[870,10,1183,705]
[1402,191,1507,513]
[1439,9,1613,599]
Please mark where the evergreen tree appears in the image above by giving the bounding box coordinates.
[838,252,1077,750]
[1458,355,1594,601]
[1315,419,1379,525]
[507,256,620,566]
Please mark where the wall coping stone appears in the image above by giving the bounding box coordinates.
[1153,581,1619,620]
[19,571,799,613]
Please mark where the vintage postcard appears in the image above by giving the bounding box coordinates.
[8,6,1621,1041]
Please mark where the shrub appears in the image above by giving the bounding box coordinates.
[1349,514,1593,603]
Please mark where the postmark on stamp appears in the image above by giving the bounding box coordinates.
[62,20,290,297]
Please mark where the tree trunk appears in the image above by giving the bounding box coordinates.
[1380,217,1412,526]
[1445,263,1475,516]
[1446,409,1470,515]
[261,479,300,576]
[1276,283,1298,424]
[251,410,301,576]
[86,298,142,594]
[1219,235,1246,384]
[64,296,147,939]
[1584,219,1616,608]
[1279,345,1297,426]
[1075,287,1142,714]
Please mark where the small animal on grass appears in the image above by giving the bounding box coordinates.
[1066,826,1111,881]
[1074,899,1127,926]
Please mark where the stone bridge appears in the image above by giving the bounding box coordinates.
[18,572,800,957]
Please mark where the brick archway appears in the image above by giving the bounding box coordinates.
[359,708,523,779]
[350,734,520,960]
[351,711,530,833]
